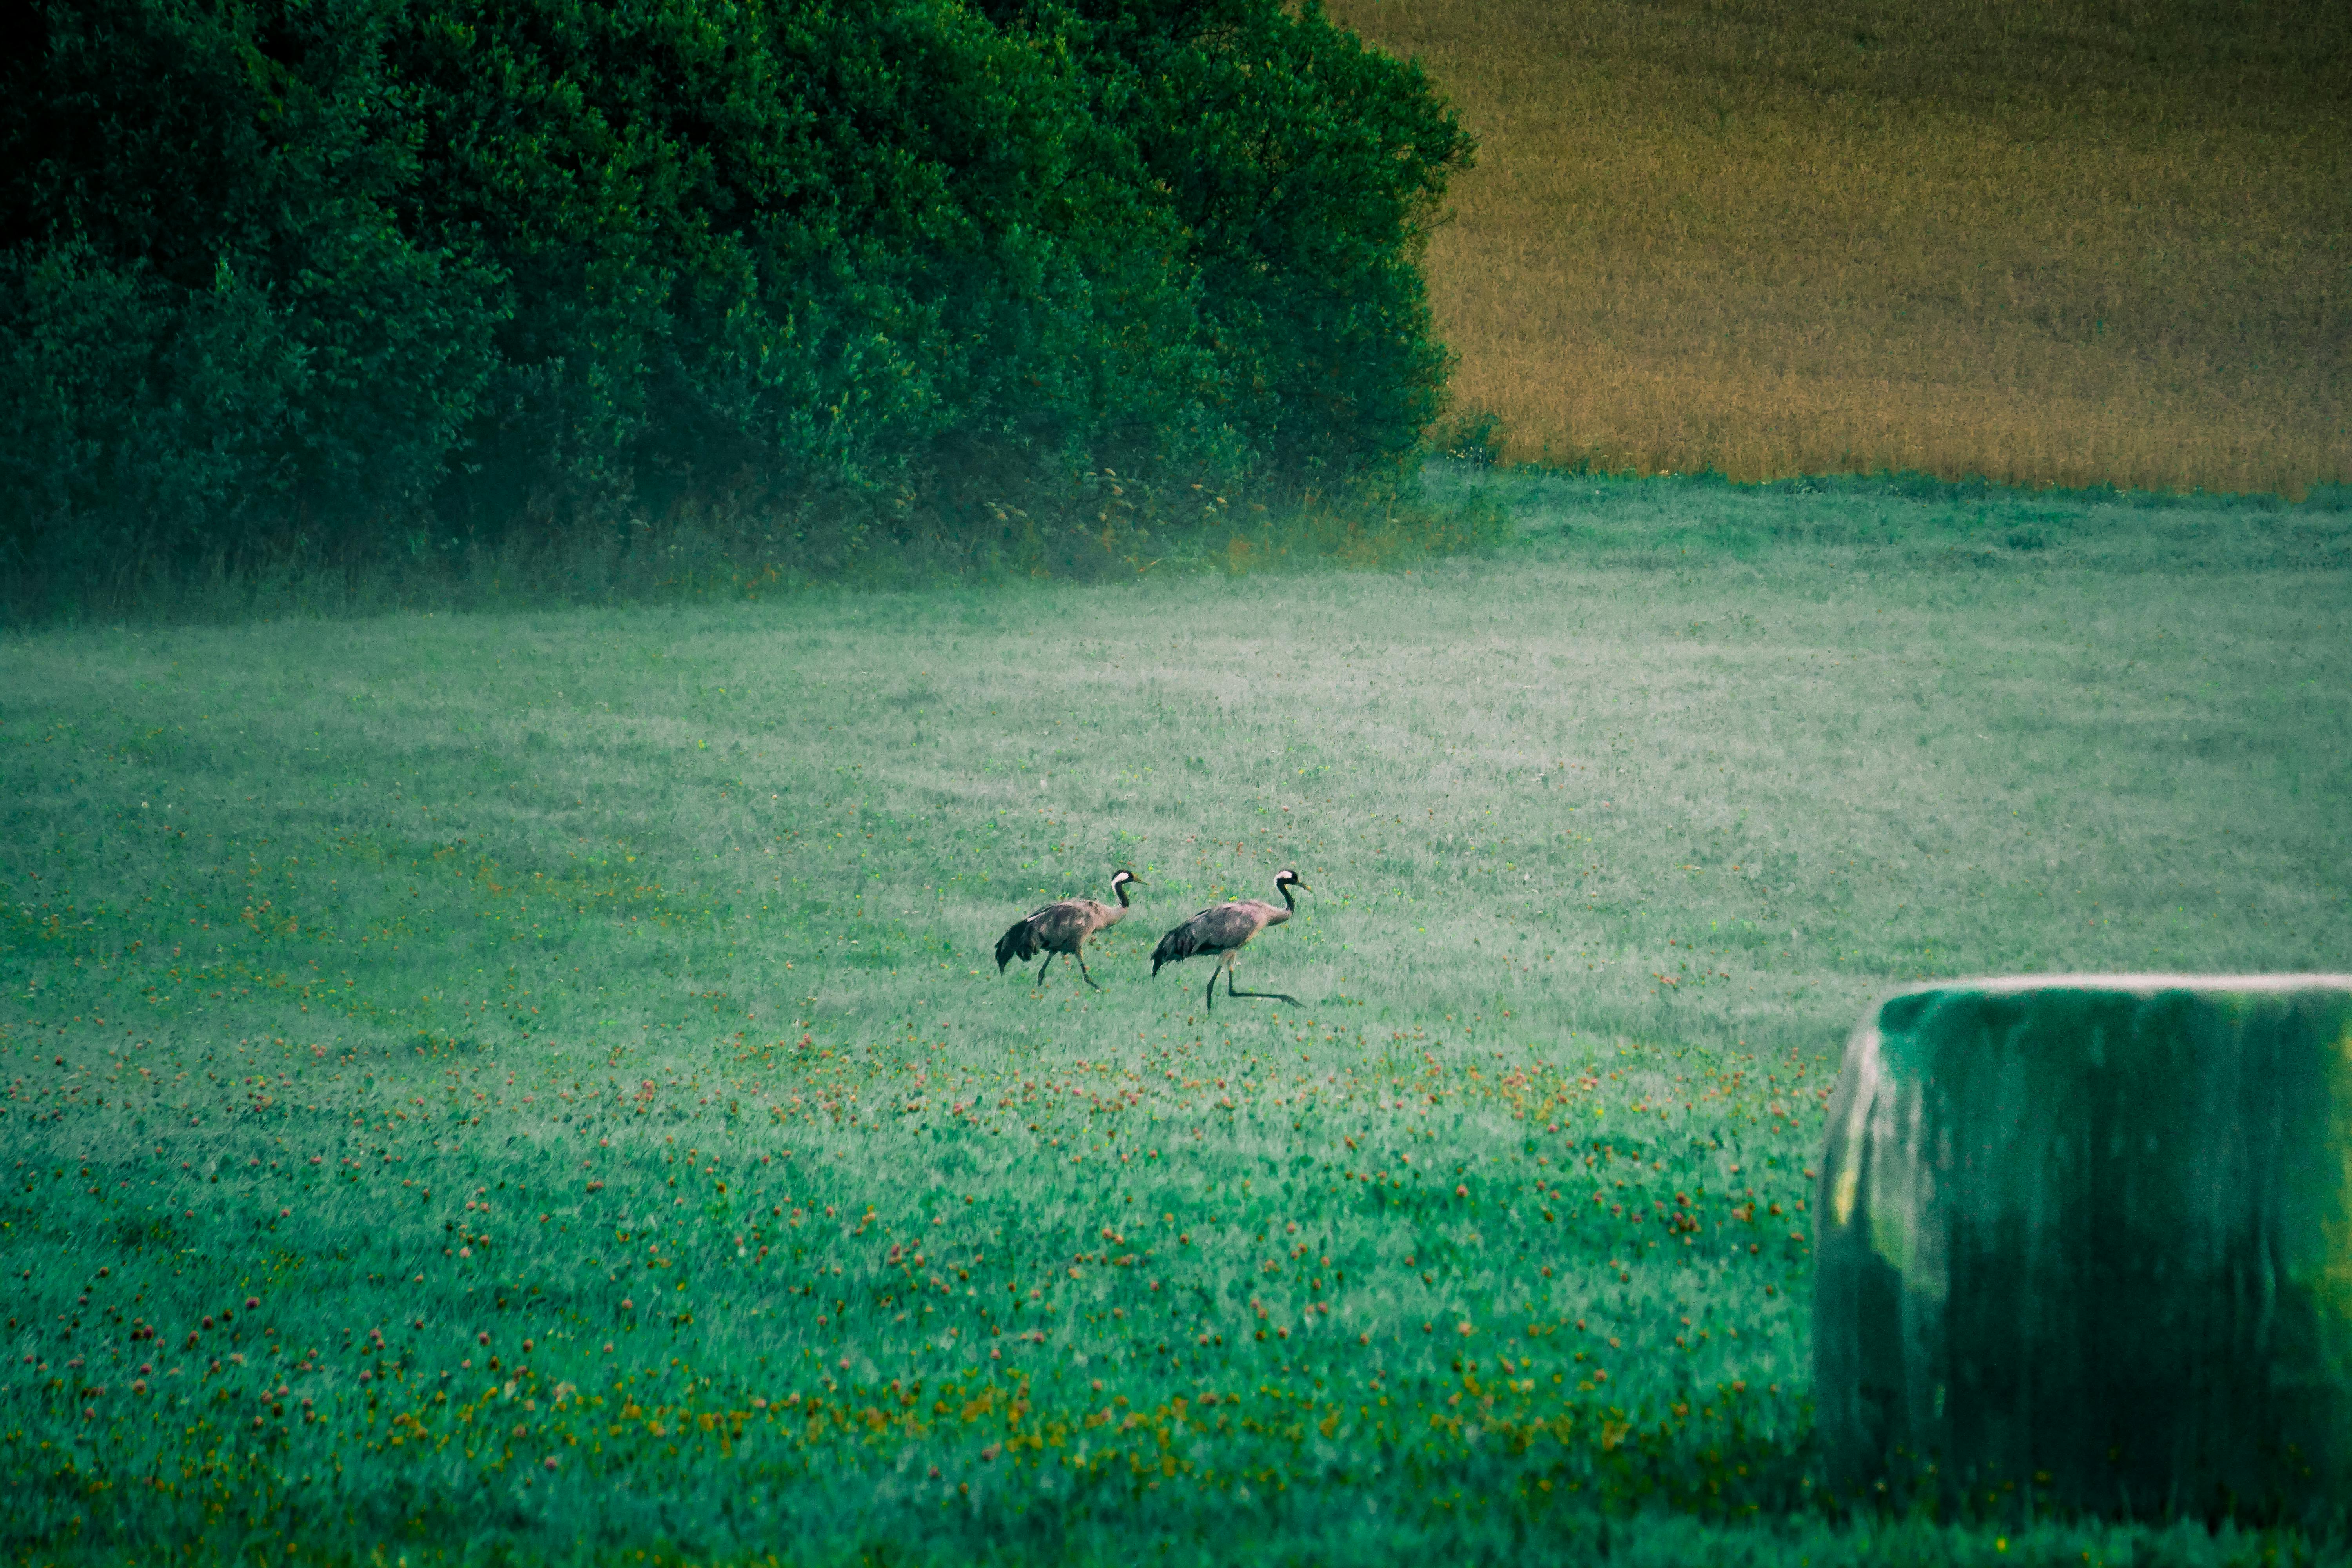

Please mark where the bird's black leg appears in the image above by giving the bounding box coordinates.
[1036,953,1056,987]
[1203,967,1218,1011]
[1225,964,1302,1009]
[1076,949,1104,992]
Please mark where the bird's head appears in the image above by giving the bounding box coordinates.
[1276,869,1310,893]
[1111,869,1142,889]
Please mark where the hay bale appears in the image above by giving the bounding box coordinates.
[1814,975,2352,1522]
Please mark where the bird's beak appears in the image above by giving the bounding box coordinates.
[1293,879,1311,893]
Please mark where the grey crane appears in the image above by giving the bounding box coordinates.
[1149,869,1310,1010]
[994,870,1142,991]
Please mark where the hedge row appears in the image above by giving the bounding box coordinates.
[0,0,1471,592]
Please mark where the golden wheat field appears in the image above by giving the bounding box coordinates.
[1327,0,2350,495]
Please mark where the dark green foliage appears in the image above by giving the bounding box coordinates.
[1017,0,1472,481]
[0,0,504,588]
[0,0,1470,606]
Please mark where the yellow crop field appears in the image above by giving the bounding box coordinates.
[1327,0,2350,495]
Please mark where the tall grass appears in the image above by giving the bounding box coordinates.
[2,486,2346,1561]
[0,472,1516,627]
[1328,0,2351,496]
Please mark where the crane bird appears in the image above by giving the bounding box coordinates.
[1150,870,1310,1011]
[994,870,1142,992]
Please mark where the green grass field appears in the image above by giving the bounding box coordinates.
[4,475,2349,1564]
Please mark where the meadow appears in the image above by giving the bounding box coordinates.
[1325,0,2351,496]
[4,475,2350,1563]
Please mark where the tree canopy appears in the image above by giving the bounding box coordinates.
[0,0,1472,589]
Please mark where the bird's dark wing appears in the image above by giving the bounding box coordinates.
[1151,900,1270,972]
[995,915,1039,970]
[999,899,1072,969]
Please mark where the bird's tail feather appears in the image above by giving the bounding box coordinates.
[996,920,1038,972]
[1150,927,1195,976]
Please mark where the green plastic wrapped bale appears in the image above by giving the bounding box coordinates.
[1815,975,2352,1522]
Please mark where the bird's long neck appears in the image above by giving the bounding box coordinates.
[1112,879,1132,909]
[1277,882,1296,911]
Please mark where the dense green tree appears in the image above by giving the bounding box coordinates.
[0,0,1470,593]
[0,0,505,582]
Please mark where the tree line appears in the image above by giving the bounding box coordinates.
[0,0,1473,601]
